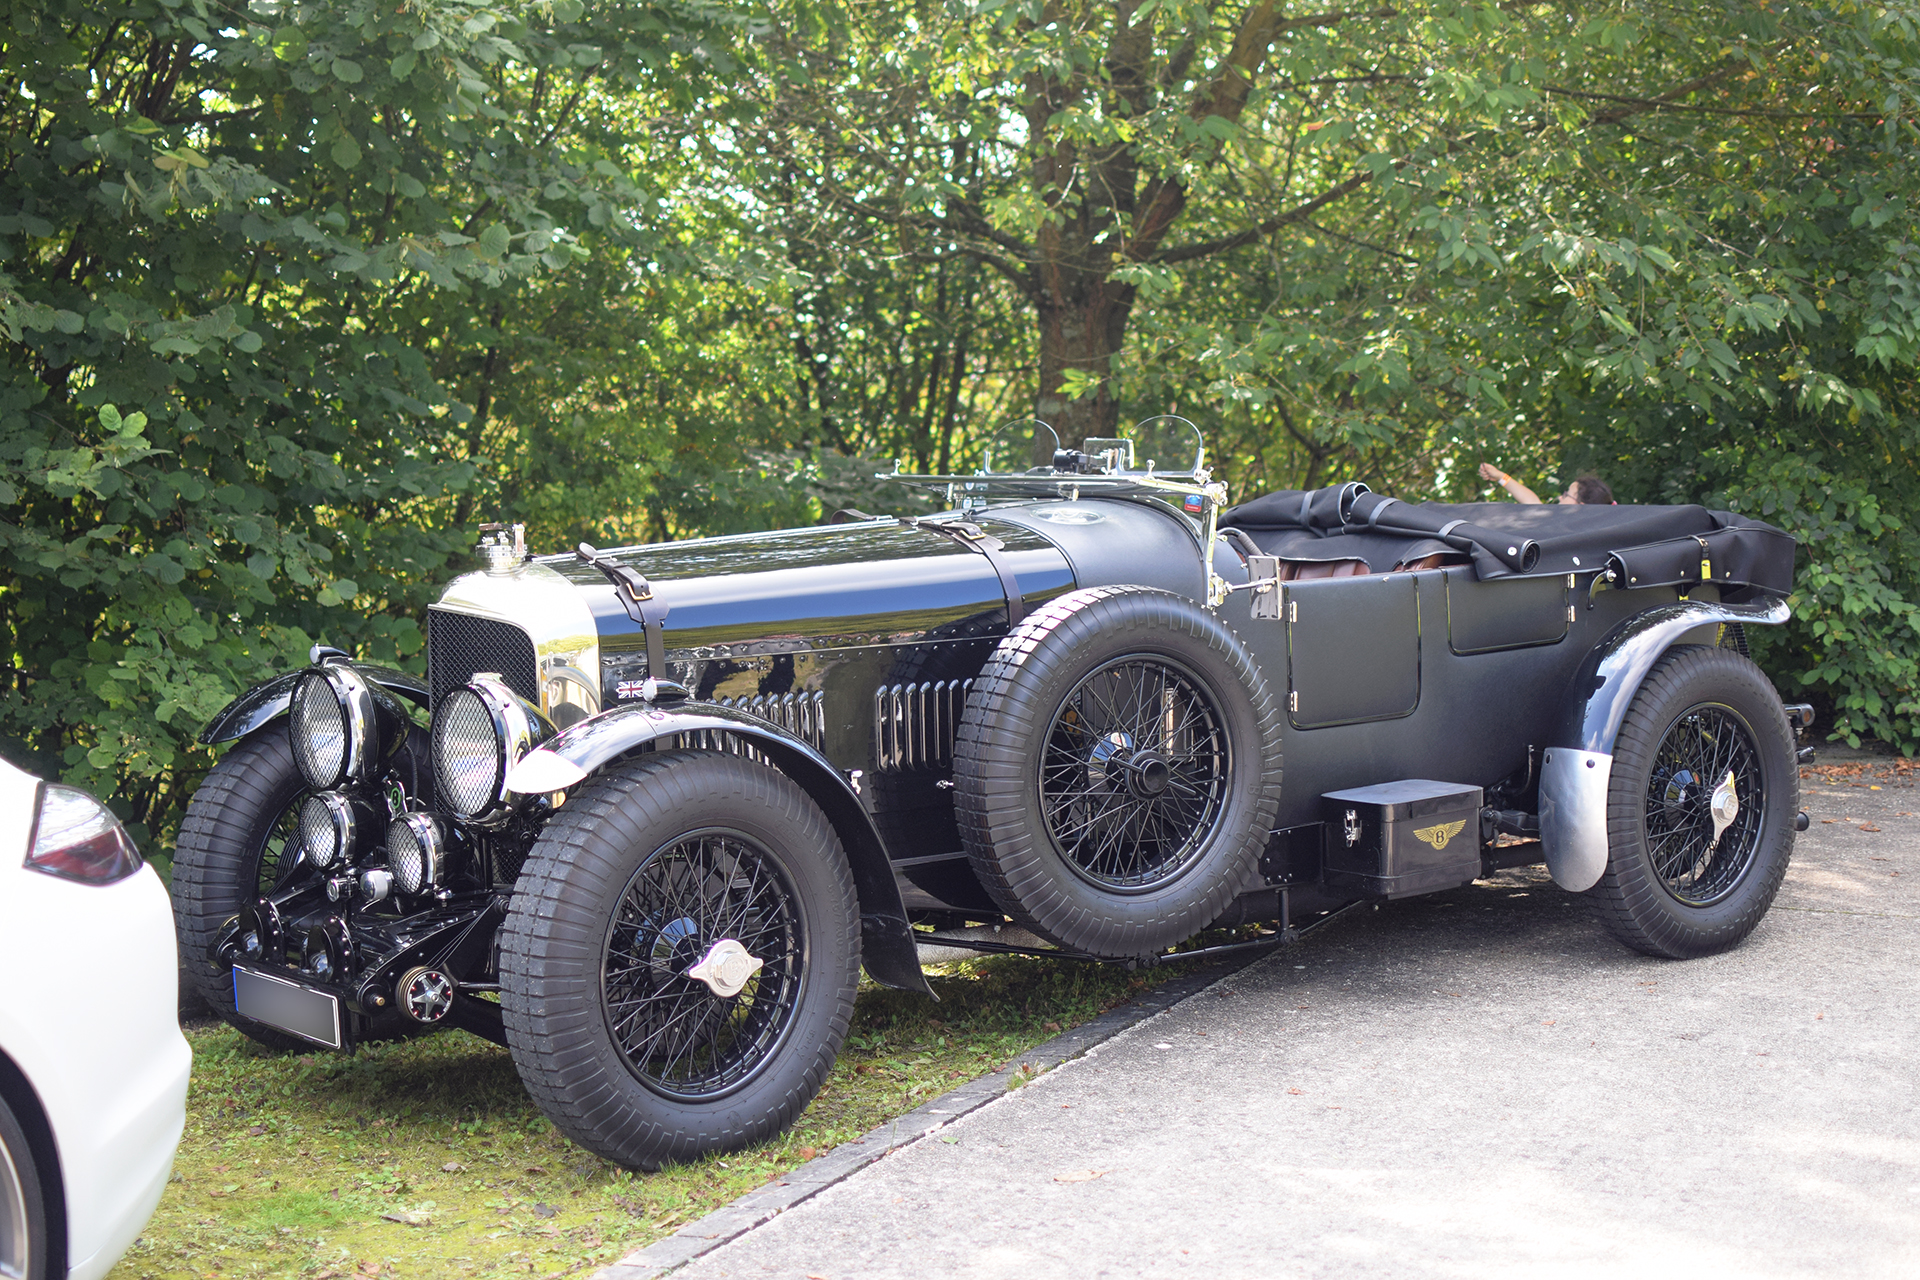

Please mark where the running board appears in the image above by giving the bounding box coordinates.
[911,894,1365,970]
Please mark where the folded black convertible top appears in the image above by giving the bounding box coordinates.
[1219,484,1796,597]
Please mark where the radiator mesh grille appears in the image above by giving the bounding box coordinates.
[427,609,539,708]
[874,679,973,772]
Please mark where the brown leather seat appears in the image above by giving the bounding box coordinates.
[1394,551,1471,572]
[1272,551,1468,580]
[1288,558,1370,580]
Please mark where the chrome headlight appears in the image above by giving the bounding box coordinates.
[289,664,403,790]
[298,792,359,870]
[430,673,552,824]
[387,813,446,895]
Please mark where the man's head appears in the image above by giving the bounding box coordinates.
[1558,475,1614,505]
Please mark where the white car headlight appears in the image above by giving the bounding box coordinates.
[25,783,144,884]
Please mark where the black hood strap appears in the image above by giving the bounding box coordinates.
[901,518,1027,626]
[829,511,1028,626]
[576,543,671,679]
[832,512,1026,626]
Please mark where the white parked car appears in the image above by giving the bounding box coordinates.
[0,758,191,1280]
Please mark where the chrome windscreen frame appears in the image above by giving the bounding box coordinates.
[882,417,1234,610]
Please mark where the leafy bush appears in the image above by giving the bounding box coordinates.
[0,0,726,847]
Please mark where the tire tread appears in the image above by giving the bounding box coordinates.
[499,751,860,1169]
[170,726,311,1051]
[1586,645,1797,958]
[953,586,1283,957]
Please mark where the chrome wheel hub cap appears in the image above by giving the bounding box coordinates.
[686,938,765,998]
[1709,769,1740,847]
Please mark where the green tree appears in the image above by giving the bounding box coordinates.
[0,0,732,843]
[731,0,1919,750]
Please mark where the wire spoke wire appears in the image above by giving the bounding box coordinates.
[1039,656,1229,890]
[600,831,803,1099]
[1642,704,1766,906]
[258,796,309,895]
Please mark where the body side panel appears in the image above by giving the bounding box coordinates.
[1238,571,1702,839]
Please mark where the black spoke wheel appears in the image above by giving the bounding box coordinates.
[602,831,804,1100]
[1644,705,1765,906]
[500,750,859,1170]
[955,586,1283,959]
[1589,645,1797,958]
[1039,655,1229,892]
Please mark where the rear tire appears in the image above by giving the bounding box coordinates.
[0,1093,49,1280]
[953,586,1284,958]
[499,750,861,1170]
[1588,646,1797,958]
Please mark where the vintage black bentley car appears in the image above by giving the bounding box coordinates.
[174,421,1809,1169]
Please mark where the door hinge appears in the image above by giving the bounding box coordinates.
[1288,689,1299,713]
[1567,603,1577,623]
[1287,599,1298,624]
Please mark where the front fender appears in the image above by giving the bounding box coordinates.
[1539,595,1791,892]
[509,702,932,996]
[199,664,430,746]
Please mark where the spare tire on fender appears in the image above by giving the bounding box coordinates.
[953,586,1284,958]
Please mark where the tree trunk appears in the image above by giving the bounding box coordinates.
[1033,274,1135,458]
[1024,1,1150,461]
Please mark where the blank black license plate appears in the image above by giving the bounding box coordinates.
[233,966,343,1048]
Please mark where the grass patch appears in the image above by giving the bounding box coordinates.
[111,952,1206,1279]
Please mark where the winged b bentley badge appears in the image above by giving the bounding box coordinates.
[1413,819,1468,850]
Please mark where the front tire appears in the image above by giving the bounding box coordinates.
[499,750,861,1170]
[1588,645,1797,958]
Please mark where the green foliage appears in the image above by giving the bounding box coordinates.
[1717,455,1919,751]
[722,0,1920,752]
[4,0,1915,876]
[0,0,735,839]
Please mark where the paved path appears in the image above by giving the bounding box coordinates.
[641,755,1920,1279]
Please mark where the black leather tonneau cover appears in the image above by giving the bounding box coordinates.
[1221,485,1795,596]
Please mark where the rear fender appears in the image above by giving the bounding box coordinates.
[508,702,932,996]
[1539,596,1791,893]
[200,664,430,746]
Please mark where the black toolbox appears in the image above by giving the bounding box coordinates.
[1321,779,1484,898]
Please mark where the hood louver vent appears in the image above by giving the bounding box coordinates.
[874,680,974,772]
[710,690,827,751]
